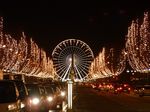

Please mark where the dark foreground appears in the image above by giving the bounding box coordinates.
[72,85,150,112]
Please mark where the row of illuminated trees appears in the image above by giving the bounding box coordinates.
[1,11,150,81]
[88,47,126,80]
[88,11,150,80]
[0,17,55,78]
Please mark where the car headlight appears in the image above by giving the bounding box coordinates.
[47,96,53,102]
[31,98,40,105]
[21,102,25,108]
[8,104,17,110]
[61,91,66,97]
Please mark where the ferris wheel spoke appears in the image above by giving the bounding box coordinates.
[55,63,67,73]
[62,63,71,81]
[74,64,83,80]
[56,66,68,78]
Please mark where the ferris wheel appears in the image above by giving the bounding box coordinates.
[52,39,94,81]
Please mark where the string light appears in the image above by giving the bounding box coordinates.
[0,18,55,78]
[89,47,126,80]
[126,12,150,73]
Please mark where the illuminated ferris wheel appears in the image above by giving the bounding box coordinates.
[52,39,94,81]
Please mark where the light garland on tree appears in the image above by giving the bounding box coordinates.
[126,12,150,73]
[104,48,126,76]
[3,34,18,72]
[16,32,28,73]
[89,47,126,80]
[0,17,55,78]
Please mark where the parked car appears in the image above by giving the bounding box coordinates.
[139,85,150,97]
[11,80,29,112]
[0,80,21,112]
[43,85,58,111]
[54,83,67,110]
[25,83,45,112]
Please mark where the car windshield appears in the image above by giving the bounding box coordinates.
[0,81,17,103]
[45,86,54,94]
[26,84,40,96]
[51,84,57,92]
[13,80,28,100]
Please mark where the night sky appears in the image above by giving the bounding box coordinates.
[0,0,150,56]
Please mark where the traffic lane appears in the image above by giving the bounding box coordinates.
[73,86,131,112]
[94,89,150,112]
[94,86,150,111]
[73,86,150,112]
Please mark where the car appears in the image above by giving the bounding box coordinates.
[43,85,58,111]
[54,83,67,111]
[0,80,21,112]
[139,85,150,97]
[114,84,131,94]
[11,80,29,112]
[25,83,45,112]
[47,82,67,111]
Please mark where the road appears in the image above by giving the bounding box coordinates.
[72,85,150,112]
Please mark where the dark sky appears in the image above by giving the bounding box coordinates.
[0,0,150,56]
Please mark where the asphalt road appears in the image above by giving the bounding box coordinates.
[72,85,150,112]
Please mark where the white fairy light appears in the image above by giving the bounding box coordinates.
[126,12,150,73]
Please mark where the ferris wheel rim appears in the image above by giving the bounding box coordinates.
[52,38,94,81]
[52,38,94,58]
